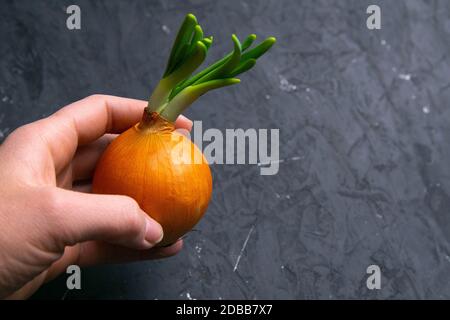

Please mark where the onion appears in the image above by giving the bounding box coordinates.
[93,112,212,246]
[92,14,275,246]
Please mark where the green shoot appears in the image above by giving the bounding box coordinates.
[147,13,276,121]
[160,79,240,121]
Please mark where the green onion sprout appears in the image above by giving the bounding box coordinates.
[147,13,276,122]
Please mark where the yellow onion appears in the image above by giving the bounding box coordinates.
[93,111,212,246]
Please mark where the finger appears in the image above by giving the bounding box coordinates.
[5,272,48,300]
[44,240,183,282]
[72,134,116,181]
[5,95,147,176]
[174,114,193,132]
[71,115,192,181]
[40,95,149,172]
[78,239,183,266]
[47,95,192,171]
[4,95,193,177]
[53,95,148,145]
[46,188,163,250]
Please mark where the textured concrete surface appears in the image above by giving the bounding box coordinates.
[1,0,450,299]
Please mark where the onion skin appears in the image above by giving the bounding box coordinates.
[92,111,212,246]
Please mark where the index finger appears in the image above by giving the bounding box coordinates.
[40,94,192,171]
[53,94,192,145]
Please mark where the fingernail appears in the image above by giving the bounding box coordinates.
[145,218,164,245]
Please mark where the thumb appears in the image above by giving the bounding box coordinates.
[45,188,163,250]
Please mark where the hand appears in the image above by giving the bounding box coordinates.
[0,95,193,299]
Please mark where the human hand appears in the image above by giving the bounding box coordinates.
[0,95,192,299]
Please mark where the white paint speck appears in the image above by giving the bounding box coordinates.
[61,288,70,300]
[380,39,391,49]
[281,265,285,270]
[233,226,255,272]
[275,193,281,199]
[185,292,195,300]
[259,155,302,167]
[279,75,297,92]
[422,105,430,114]
[305,87,311,93]
[375,213,383,219]
[265,94,271,100]
[195,244,202,254]
[161,25,171,34]
[285,195,291,199]
[2,96,8,102]
[398,73,411,81]
[444,255,450,263]
[257,159,284,166]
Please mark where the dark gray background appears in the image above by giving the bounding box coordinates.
[1,0,450,299]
